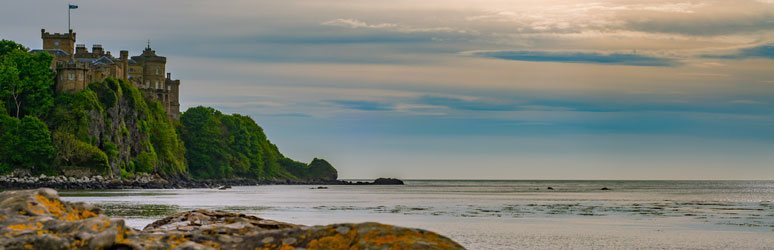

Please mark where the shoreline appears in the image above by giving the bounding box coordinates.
[0,174,404,190]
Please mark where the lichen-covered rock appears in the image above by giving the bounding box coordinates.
[142,210,299,234]
[0,188,135,250]
[0,189,465,250]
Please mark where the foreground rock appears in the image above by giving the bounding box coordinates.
[0,189,464,250]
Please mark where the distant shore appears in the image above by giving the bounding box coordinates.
[0,174,403,190]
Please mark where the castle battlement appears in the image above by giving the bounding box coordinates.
[41,29,76,38]
[33,28,181,119]
[41,29,76,55]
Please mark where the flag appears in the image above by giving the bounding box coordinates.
[69,4,78,9]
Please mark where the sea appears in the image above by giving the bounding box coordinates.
[59,180,774,249]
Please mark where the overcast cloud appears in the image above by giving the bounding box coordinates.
[2,0,773,179]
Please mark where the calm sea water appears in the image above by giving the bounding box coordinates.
[59,180,774,249]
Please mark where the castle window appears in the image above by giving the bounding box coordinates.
[146,80,150,88]
[168,85,171,91]
[156,67,159,75]
[69,73,74,80]
[155,81,159,89]
[129,68,134,72]
[55,41,59,46]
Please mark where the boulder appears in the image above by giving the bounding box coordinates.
[0,189,464,250]
[373,178,405,185]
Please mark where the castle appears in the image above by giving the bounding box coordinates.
[31,29,181,119]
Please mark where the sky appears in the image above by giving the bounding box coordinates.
[1,0,773,179]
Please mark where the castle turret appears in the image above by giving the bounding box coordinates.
[131,44,166,90]
[120,50,129,80]
[165,72,181,119]
[42,29,76,56]
[55,59,90,93]
[92,44,104,56]
[75,44,87,55]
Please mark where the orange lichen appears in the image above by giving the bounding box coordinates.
[115,225,132,244]
[34,194,98,221]
[201,240,220,249]
[164,233,190,249]
[307,234,354,250]
[7,222,43,231]
[24,244,33,249]
[360,225,454,249]
[279,245,295,250]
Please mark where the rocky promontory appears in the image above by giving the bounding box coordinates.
[0,188,464,249]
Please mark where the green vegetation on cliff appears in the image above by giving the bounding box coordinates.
[46,78,186,178]
[180,106,337,180]
[0,39,336,181]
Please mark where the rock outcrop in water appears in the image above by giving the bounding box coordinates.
[372,178,404,185]
[0,188,464,250]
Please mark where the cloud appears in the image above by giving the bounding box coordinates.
[253,113,312,118]
[471,50,680,66]
[196,101,284,108]
[730,100,767,105]
[321,18,465,33]
[701,45,774,60]
[328,100,393,111]
[415,95,520,111]
[321,18,398,29]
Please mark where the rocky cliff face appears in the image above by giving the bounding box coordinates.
[0,189,465,250]
[48,78,186,179]
[83,88,148,178]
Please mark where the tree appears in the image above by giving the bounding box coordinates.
[16,116,55,174]
[180,106,337,180]
[0,41,55,119]
[0,55,20,118]
[180,106,230,179]
[0,40,26,56]
[0,101,18,174]
[308,158,337,180]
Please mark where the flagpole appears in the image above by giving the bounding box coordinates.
[68,3,71,31]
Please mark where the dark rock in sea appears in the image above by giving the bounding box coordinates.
[0,188,464,249]
[372,178,405,185]
[316,186,328,189]
[547,187,554,190]
[601,187,611,190]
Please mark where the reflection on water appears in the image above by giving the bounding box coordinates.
[59,180,774,249]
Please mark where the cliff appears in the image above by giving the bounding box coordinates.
[0,188,465,250]
[1,39,337,183]
[46,78,186,179]
[179,106,338,180]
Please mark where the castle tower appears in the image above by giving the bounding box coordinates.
[131,44,166,90]
[41,29,76,55]
[120,50,129,80]
[55,60,90,93]
[165,72,181,119]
